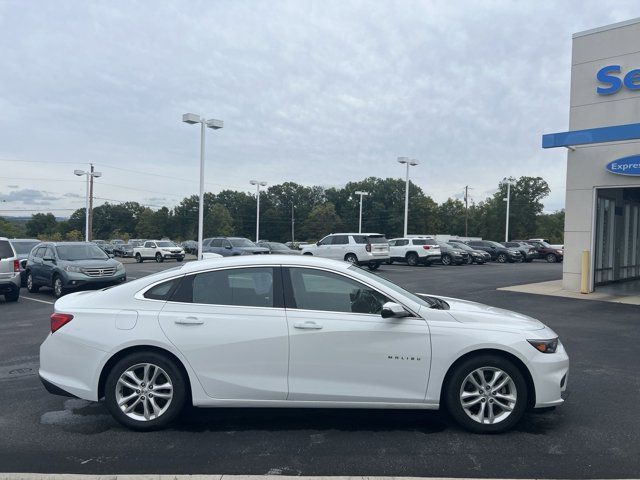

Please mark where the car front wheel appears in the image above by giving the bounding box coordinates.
[52,275,65,298]
[546,253,558,263]
[155,253,164,263]
[104,351,187,431]
[445,354,528,433]
[497,253,507,263]
[26,272,39,293]
[441,254,452,266]
[135,253,143,263]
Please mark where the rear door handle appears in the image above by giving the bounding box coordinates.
[175,316,204,325]
[293,321,323,330]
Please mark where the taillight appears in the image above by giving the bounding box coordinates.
[13,260,20,272]
[422,245,431,250]
[366,244,371,252]
[50,313,74,333]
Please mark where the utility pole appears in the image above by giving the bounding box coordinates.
[88,164,95,241]
[464,185,469,237]
[503,181,514,242]
[291,204,295,243]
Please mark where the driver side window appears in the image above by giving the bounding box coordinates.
[287,268,390,315]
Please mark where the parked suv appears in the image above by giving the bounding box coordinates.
[519,240,564,263]
[202,237,269,256]
[388,237,441,266]
[133,240,185,263]
[502,241,537,262]
[437,242,470,266]
[25,242,126,298]
[300,233,389,270]
[447,240,490,264]
[0,237,21,302]
[466,240,522,263]
[9,238,40,286]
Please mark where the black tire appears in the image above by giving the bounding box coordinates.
[104,351,187,431]
[176,257,184,262]
[406,253,419,267]
[303,252,313,256]
[497,253,507,263]
[135,253,143,263]
[385,259,393,265]
[344,253,358,265]
[465,256,473,265]
[445,354,528,434]
[52,275,65,299]
[5,289,19,302]
[367,262,380,271]
[26,272,39,293]
[546,253,558,263]
[525,258,533,263]
[441,254,452,266]
[155,253,164,263]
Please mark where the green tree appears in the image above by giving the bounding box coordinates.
[26,213,58,238]
[204,204,235,237]
[300,202,344,240]
[536,210,565,244]
[0,217,19,237]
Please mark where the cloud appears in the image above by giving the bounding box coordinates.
[63,192,83,198]
[0,188,61,205]
[7,184,19,188]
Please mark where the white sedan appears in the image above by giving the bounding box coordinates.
[39,256,568,433]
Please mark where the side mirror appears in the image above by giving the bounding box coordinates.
[381,301,412,319]
[225,245,232,249]
[316,241,321,246]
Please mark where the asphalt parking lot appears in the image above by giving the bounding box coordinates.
[1,258,639,477]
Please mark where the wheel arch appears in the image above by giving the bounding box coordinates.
[404,250,419,258]
[98,345,193,403]
[439,348,536,409]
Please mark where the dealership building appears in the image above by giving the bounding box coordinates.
[543,18,640,295]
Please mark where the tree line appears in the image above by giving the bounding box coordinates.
[0,176,565,243]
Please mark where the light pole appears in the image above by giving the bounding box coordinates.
[397,157,419,237]
[503,181,515,242]
[250,180,267,242]
[182,113,224,260]
[354,190,369,233]
[74,166,102,242]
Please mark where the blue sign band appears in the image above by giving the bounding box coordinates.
[606,155,640,176]
[542,122,640,148]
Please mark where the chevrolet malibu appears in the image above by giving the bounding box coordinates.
[39,256,568,433]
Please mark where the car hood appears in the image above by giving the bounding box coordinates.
[437,296,545,331]
[61,259,121,268]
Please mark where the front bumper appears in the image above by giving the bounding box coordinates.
[162,252,185,258]
[62,271,127,290]
[530,341,570,408]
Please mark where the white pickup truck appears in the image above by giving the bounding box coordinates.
[133,240,185,263]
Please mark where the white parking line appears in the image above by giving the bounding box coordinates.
[20,296,54,305]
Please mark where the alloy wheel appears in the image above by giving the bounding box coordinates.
[497,253,507,263]
[459,367,517,425]
[53,277,64,298]
[115,363,174,422]
[442,255,451,266]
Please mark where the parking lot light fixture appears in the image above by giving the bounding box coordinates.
[250,180,268,242]
[74,167,102,242]
[182,113,224,260]
[354,190,369,234]
[397,157,419,237]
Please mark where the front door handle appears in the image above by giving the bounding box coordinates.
[293,321,323,330]
[175,316,204,325]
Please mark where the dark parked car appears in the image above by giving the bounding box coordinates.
[257,241,300,255]
[502,241,537,262]
[9,238,40,286]
[448,240,490,264]
[202,237,269,256]
[466,240,522,263]
[517,239,564,263]
[437,242,469,266]
[113,243,135,258]
[25,242,126,298]
[181,240,198,254]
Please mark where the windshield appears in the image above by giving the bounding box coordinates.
[230,238,257,247]
[11,241,40,255]
[453,242,472,251]
[349,265,437,310]
[56,244,109,261]
[538,241,552,248]
[268,242,290,251]
[487,241,503,248]
[157,241,176,247]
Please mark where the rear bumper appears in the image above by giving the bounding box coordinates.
[40,374,78,398]
[0,274,21,294]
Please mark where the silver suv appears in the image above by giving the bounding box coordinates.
[300,233,390,270]
[0,237,21,302]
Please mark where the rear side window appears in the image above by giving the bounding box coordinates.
[0,240,15,259]
[352,235,367,244]
[144,278,181,300]
[332,235,349,245]
[172,267,279,308]
[395,239,409,246]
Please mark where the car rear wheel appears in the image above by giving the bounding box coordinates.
[176,257,184,262]
[497,253,507,263]
[465,256,473,265]
[26,272,39,293]
[445,354,528,433]
[104,351,187,431]
[155,253,164,263]
[441,254,452,266]
[406,253,419,266]
[5,289,19,302]
[546,253,558,263]
[367,262,380,271]
[344,253,358,265]
[52,275,65,299]
[135,253,143,263]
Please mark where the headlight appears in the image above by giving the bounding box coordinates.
[64,265,82,273]
[556,249,563,254]
[527,338,559,354]
[116,262,124,271]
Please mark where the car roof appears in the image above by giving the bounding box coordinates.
[177,254,352,274]
[10,238,40,242]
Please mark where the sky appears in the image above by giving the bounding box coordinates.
[1,0,639,217]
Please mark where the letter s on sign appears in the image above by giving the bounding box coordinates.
[597,65,622,95]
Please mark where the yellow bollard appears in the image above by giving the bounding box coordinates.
[580,250,590,294]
